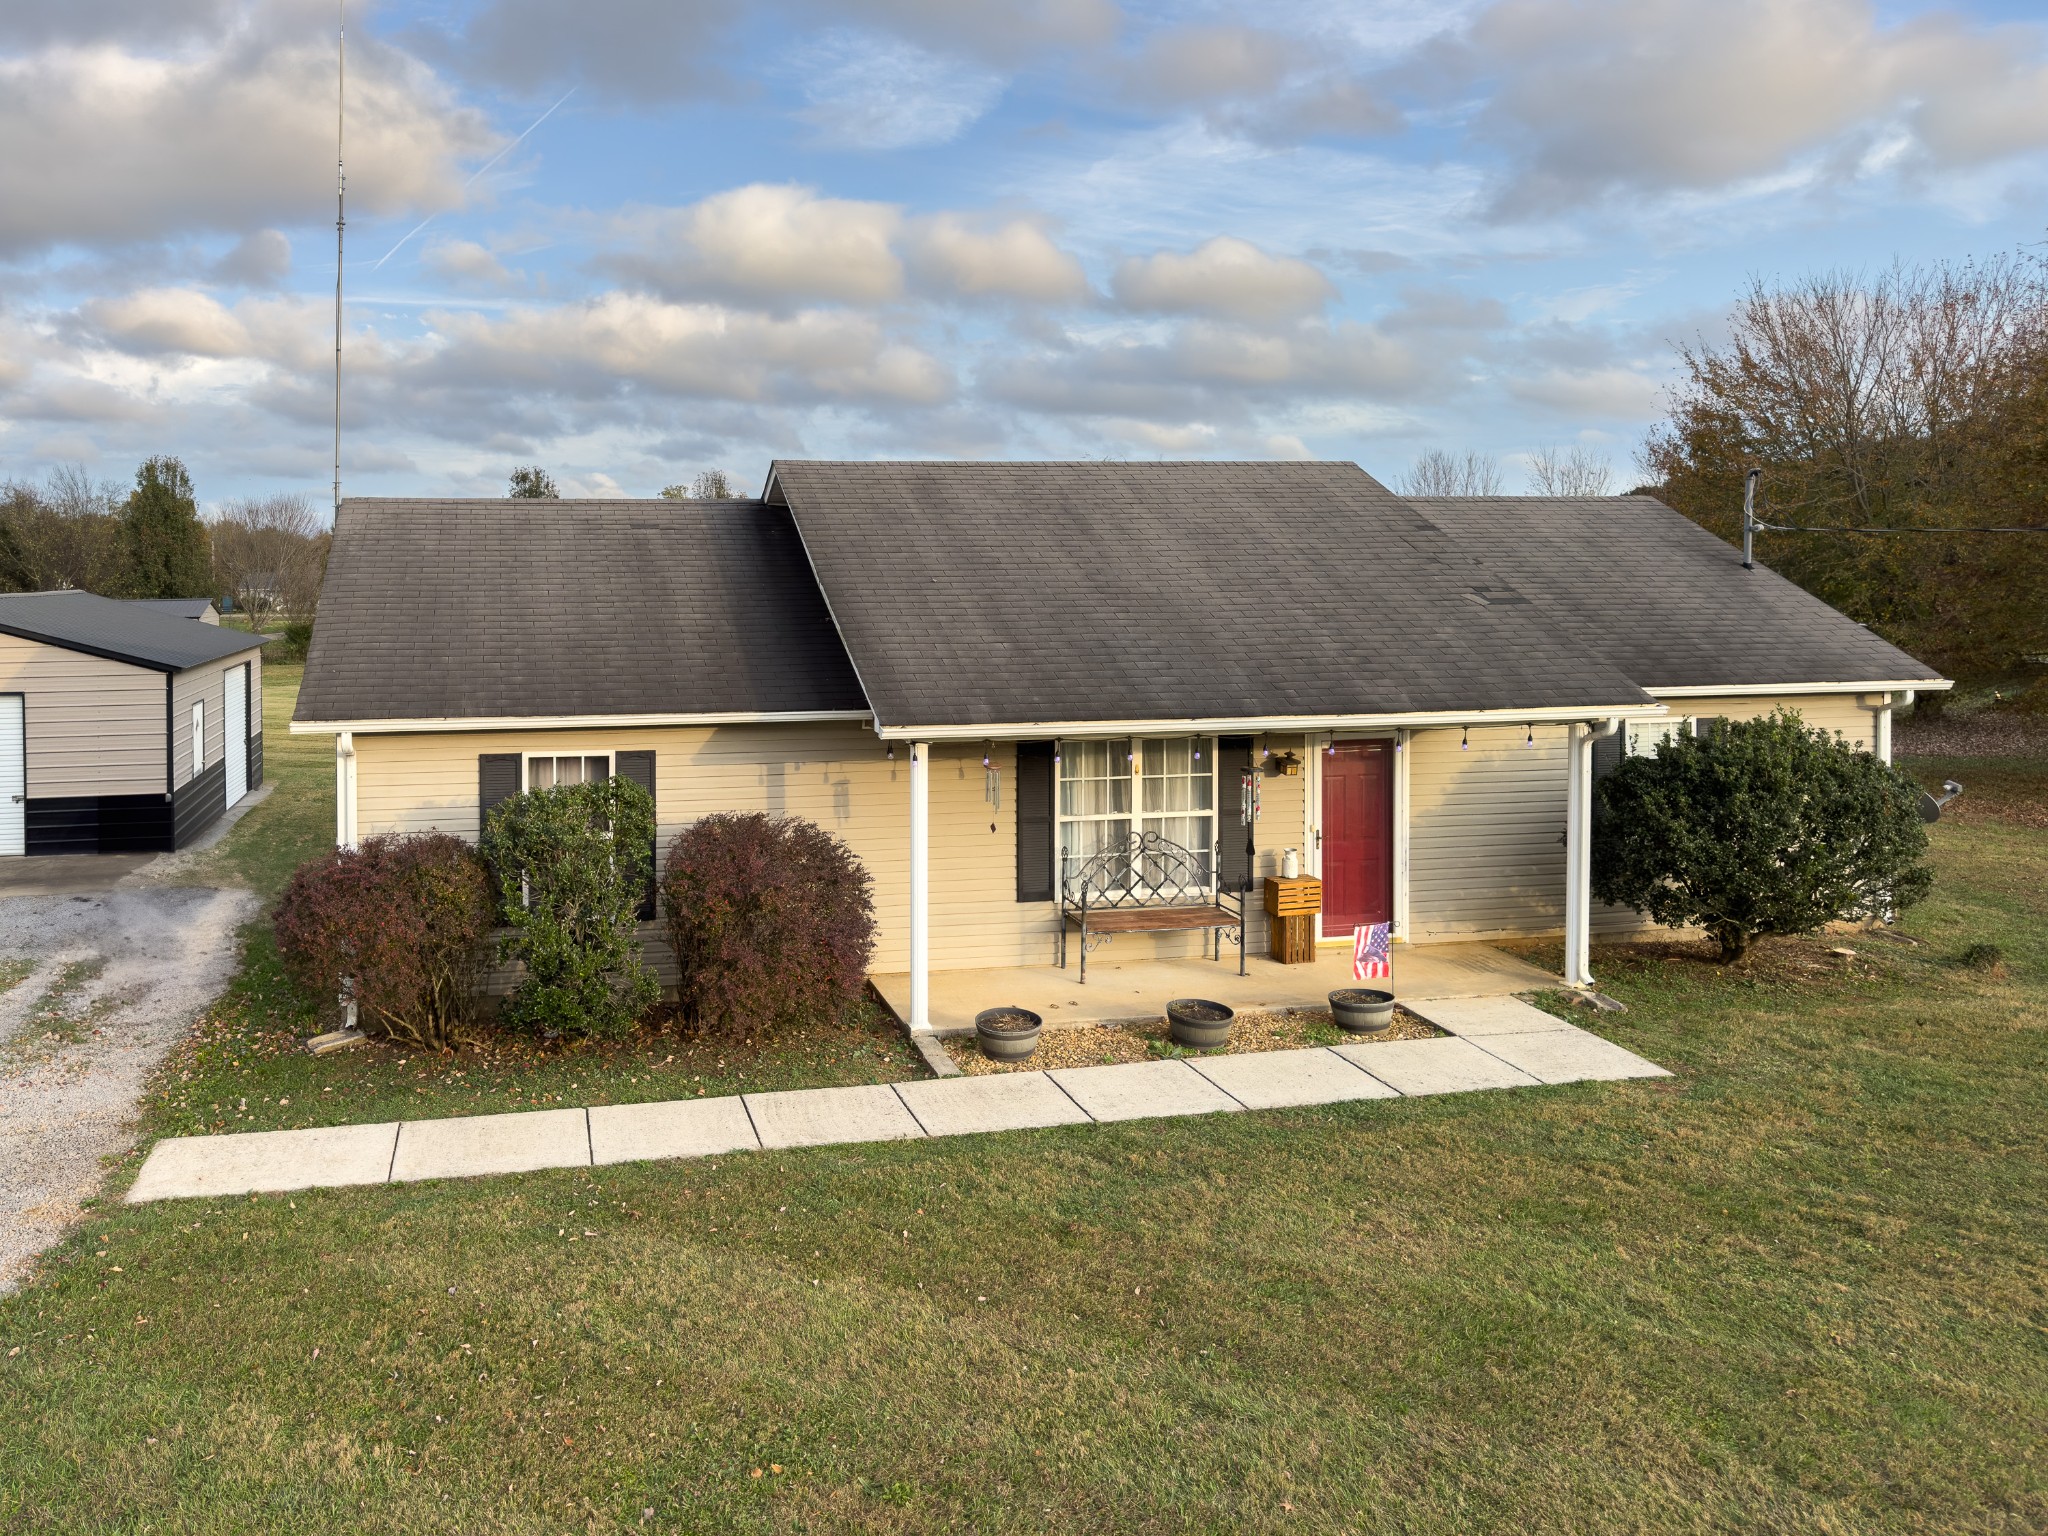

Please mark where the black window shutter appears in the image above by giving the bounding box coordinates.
[1592,728,1623,782]
[615,749,658,920]
[1015,741,1054,903]
[1691,715,1723,741]
[478,754,521,835]
[1216,736,1254,891]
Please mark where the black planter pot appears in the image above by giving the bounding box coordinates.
[975,1006,1043,1062]
[1329,988,1395,1035]
[1167,998,1234,1050]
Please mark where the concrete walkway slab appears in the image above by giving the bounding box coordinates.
[1471,1029,1672,1085]
[895,1073,1093,1137]
[1187,1048,1400,1111]
[1403,994,1578,1038]
[126,1121,399,1202]
[1048,1059,1240,1122]
[1334,1036,1541,1096]
[745,1084,924,1150]
[589,1097,759,1167]
[390,1107,590,1183]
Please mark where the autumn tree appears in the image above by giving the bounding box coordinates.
[210,493,329,625]
[507,466,559,498]
[1642,254,2048,684]
[659,469,740,499]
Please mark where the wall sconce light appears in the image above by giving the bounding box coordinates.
[1461,727,1469,751]
[1525,724,1535,748]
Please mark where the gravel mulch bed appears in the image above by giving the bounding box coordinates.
[944,1005,1444,1074]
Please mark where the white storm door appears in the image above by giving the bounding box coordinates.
[224,665,248,805]
[0,695,24,856]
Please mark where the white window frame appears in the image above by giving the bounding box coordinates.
[189,700,205,782]
[1056,734,1218,896]
[520,750,614,791]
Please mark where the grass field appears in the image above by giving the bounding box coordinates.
[1,743,2042,1530]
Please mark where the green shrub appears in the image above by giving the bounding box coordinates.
[273,619,313,662]
[273,833,493,1049]
[660,812,876,1035]
[479,777,659,1040]
[1592,710,1933,961]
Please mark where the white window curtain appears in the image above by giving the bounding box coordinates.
[524,754,611,790]
[1058,736,1215,895]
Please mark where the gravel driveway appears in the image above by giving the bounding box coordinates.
[0,884,256,1292]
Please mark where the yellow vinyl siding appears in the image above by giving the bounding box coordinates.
[1407,695,1884,942]
[353,726,1314,974]
[0,633,165,796]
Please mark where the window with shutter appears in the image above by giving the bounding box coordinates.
[478,754,521,836]
[615,750,657,920]
[1014,742,1054,902]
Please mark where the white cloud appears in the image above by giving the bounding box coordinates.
[790,30,1006,149]
[424,240,518,288]
[605,185,905,306]
[83,287,253,358]
[1121,26,1300,105]
[209,229,293,288]
[905,215,1089,303]
[0,31,496,252]
[1504,366,1663,419]
[1447,0,2048,211]
[1112,236,1336,322]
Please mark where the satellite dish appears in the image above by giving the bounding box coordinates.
[1919,780,1963,823]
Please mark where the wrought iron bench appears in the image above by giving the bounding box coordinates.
[1058,831,1246,984]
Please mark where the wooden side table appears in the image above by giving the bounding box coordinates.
[1263,876,1322,964]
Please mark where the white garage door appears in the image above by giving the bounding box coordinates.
[0,694,23,857]
[224,664,248,806]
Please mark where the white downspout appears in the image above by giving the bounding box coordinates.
[1876,689,1911,765]
[1564,719,1621,990]
[909,740,930,1032]
[335,730,357,851]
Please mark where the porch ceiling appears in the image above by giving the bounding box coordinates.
[870,942,1558,1036]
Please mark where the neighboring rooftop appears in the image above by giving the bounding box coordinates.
[769,460,1656,730]
[0,590,263,672]
[129,597,220,624]
[1402,496,1943,693]
[294,499,869,724]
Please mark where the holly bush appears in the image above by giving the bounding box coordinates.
[479,777,659,1040]
[1592,709,1932,961]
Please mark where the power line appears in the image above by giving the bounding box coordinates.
[1752,520,2048,535]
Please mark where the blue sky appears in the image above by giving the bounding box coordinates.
[2,0,2046,508]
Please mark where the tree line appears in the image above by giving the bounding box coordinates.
[0,457,329,625]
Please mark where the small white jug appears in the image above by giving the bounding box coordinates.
[1281,848,1301,879]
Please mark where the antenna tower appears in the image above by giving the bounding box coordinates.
[333,1,346,519]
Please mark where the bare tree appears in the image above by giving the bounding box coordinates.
[1401,449,1504,497]
[1526,445,1615,496]
[210,494,328,625]
[660,469,740,499]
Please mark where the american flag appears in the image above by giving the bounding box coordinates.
[1352,921,1392,981]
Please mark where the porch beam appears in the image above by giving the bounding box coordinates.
[909,740,930,1031]
[1563,720,1619,990]
[335,730,358,851]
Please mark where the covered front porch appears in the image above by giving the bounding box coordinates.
[871,940,1558,1036]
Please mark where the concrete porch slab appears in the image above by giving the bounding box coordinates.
[743,1084,925,1150]
[1471,1029,1673,1085]
[1404,994,1578,1038]
[588,1097,760,1166]
[894,1073,1093,1137]
[126,1121,399,1202]
[1048,1059,1241,1122]
[872,941,1557,1034]
[1187,1048,1400,1111]
[390,1107,590,1183]
[1332,1036,1541,1096]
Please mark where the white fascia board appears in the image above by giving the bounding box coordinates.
[871,702,1669,741]
[290,709,875,736]
[1645,679,1951,699]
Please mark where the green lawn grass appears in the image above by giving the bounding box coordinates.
[3,760,2043,1531]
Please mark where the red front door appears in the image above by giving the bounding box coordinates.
[1321,741,1393,937]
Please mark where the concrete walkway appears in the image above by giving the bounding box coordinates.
[125,998,1670,1204]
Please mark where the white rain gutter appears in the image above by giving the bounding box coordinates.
[1646,680,1950,698]
[291,709,874,735]
[871,701,1669,742]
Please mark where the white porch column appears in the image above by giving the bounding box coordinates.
[908,740,931,1031]
[335,730,358,851]
[1875,699,1894,764]
[1563,722,1594,990]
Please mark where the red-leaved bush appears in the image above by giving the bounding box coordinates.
[660,813,875,1034]
[274,833,494,1049]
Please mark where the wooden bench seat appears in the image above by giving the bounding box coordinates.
[1068,905,1242,935]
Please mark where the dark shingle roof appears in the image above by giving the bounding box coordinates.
[1401,496,1942,692]
[769,460,1658,730]
[130,597,217,621]
[0,591,262,672]
[294,499,869,723]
